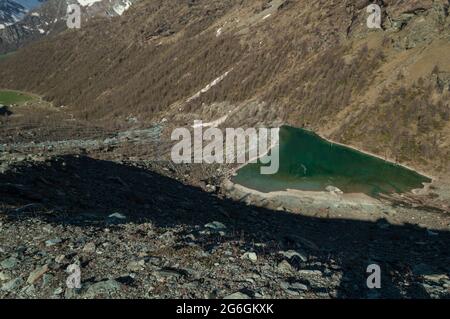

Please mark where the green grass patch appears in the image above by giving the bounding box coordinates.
[0,90,34,105]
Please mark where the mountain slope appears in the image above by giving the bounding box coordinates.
[0,0,449,174]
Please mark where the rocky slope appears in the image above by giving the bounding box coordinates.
[0,150,449,299]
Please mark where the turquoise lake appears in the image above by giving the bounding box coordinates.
[232,126,431,197]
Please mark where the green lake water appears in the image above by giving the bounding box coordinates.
[232,126,431,197]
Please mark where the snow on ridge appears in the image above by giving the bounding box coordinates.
[77,0,102,7]
[74,0,133,15]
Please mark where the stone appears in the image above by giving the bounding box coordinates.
[82,242,96,254]
[282,288,300,296]
[224,292,251,299]
[1,277,24,291]
[85,279,122,298]
[423,273,449,283]
[53,287,63,295]
[280,280,309,295]
[298,269,323,276]
[55,254,66,263]
[0,271,11,281]
[156,267,191,279]
[0,257,19,270]
[241,252,257,262]
[290,282,309,291]
[427,229,439,236]
[45,238,62,247]
[204,221,227,231]
[23,284,36,295]
[42,274,54,287]
[326,186,343,194]
[108,213,126,220]
[277,260,293,273]
[27,264,49,284]
[127,260,145,272]
[280,281,291,290]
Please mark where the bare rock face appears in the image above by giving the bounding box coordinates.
[384,0,438,18]
[383,0,449,50]
[386,0,448,27]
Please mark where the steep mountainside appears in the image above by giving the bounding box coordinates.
[0,0,449,174]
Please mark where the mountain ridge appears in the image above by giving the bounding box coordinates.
[0,0,136,53]
[0,0,27,27]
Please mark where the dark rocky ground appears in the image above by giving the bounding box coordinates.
[0,152,449,299]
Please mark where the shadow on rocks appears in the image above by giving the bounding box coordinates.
[1,155,449,299]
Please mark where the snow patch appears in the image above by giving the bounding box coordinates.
[186,70,232,103]
[113,0,132,16]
